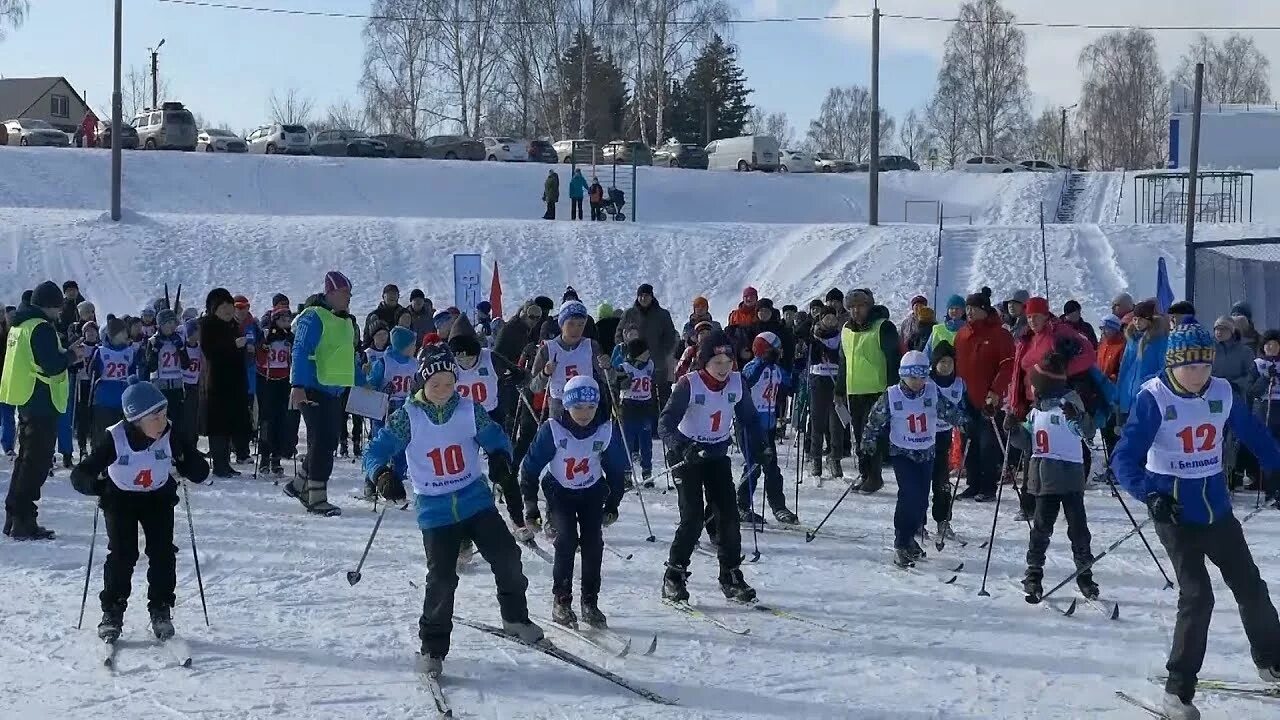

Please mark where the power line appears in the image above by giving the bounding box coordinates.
[881,12,1280,32]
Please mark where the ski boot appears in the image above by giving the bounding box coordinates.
[641,470,654,489]
[418,653,444,677]
[62,453,73,469]
[809,456,823,479]
[858,473,883,495]
[893,548,915,569]
[973,491,995,503]
[719,567,757,603]
[339,442,349,458]
[1022,568,1044,603]
[738,506,766,528]
[662,563,690,603]
[772,507,799,525]
[551,595,578,628]
[1076,572,1100,600]
[8,517,55,540]
[826,455,843,479]
[150,606,175,641]
[580,597,607,629]
[98,608,124,642]
[1,515,9,536]
[1160,692,1201,720]
[271,460,284,476]
[907,539,927,562]
[1258,664,1280,683]
[502,618,545,644]
[258,455,274,477]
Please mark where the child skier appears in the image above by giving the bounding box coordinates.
[660,330,767,603]
[362,347,542,677]
[1006,351,1097,602]
[530,301,610,419]
[520,375,626,628]
[139,306,157,340]
[929,341,968,540]
[144,309,189,444]
[71,381,209,642]
[181,321,203,451]
[74,321,101,460]
[1251,331,1280,505]
[860,350,968,568]
[359,326,418,497]
[90,316,144,449]
[255,308,295,477]
[741,331,798,525]
[615,338,657,487]
[1113,319,1280,720]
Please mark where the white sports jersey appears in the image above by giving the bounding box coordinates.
[1143,376,1234,479]
[546,339,594,400]
[620,360,654,401]
[153,338,185,381]
[264,340,290,370]
[749,364,784,414]
[97,345,136,383]
[382,354,418,403]
[934,377,967,432]
[547,419,614,490]
[405,399,483,496]
[888,383,938,451]
[1254,359,1280,399]
[106,422,173,493]
[365,347,387,368]
[183,346,202,385]
[677,372,743,443]
[77,344,99,381]
[1029,404,1084,463]
[455,349,499,412]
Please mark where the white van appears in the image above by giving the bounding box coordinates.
[705,135,780,172]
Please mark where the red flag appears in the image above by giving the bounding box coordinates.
[489,263,504,320]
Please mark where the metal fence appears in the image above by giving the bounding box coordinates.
[1190,237,1280,330]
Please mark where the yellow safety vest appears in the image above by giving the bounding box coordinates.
[841,319,887,395]
[0,317,69,412]
[930,322,958,350]
[306,306,356,387]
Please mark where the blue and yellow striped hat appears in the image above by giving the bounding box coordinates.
[1166,317,1216,368]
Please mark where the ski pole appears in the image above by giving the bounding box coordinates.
[607,385,658,543]
[989,415,1031,533]
[805,472,861,542]
[1096,438,1174,589]
[977,417,1015,597]
[1040,517,1153,603]
[938,437,971,552]
[603,542,632,561]
[76,505,99,629]
[181,480,210,626]
[347,504,389,586]
[794,429,803,520]
[740,461,764,562]
[1257,376,1275,512]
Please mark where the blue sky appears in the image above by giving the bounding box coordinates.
[3,0,1279,137]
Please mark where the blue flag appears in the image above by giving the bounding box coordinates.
[1156,256,1175,314]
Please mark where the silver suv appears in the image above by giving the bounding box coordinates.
[247,123,311,155]
[131,101,197,151]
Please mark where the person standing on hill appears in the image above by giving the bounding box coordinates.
[542,169,560,220]
[569,169,587,221]
[838,289,900,494]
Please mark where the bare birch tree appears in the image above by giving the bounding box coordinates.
[1174,33,1272,104]
[268,88,315,127]
[0,0,27,42]
[1079,28,1168,170]
[935,0,1029,155]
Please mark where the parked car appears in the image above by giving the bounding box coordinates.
[815,152,853,173]
[373,134,426,158]
[778,148,816,173]
[132,102,197,151]
[483,136,528,162]
[1019,159,1061,172]
[95,121,139,150]
[653,142,708,169]
[705,135,780,172]
[878,155,920,171]
[310,128,388,157]
[553,139,597,164]
[956,155,1025,173]
[422,135,484,160]
[528,139,557,163]
[247,123,311,155]
[3,118,70,147]
[602,140,653,166]
[197,128,248,153]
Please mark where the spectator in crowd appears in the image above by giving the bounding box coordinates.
[569,169,587,220]
[542,169,559,220]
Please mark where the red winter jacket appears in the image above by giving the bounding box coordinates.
[1008,318,1098,418]
[954,314,1015,411]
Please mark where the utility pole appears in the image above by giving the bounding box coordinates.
[1185,62,1205,301]
[111,0,123,221]
[869,4,880,226]
[1059,104,1076,165]
[150,38,166,108]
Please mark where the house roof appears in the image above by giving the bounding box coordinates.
[0,76,78,121]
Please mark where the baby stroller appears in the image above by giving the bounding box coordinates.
[602,187,626,221]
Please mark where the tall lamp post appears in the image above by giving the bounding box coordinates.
[1060,103,1077,166]
[149,38,166,108]
[110,0,122,221]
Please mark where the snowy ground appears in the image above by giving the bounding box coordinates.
[3,438,1280,719]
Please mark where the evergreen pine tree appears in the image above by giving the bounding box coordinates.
[558,30,630,144]
[681,35,754,144]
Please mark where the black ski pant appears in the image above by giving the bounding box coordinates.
[419,507,529,658]
[92,406,125,452]
[512,402,541,486]
[100,490,177,613]
[1025,492,1092,577]
[570,197,584,220]
[487,408,523,525]
[183,384,201,450]
[293,389,341,497]
[337,389,363,453]
[931,429,956,524]
[5,413,58,525]
[255,378,295,464]
[233,394,254,461]
[807,376,843,462]
[668,455,741,572]
[545,478,606,601]
[849,393,882,489]
[738,425,787,512]
[160,388,184,452]
[963,414,1004,494]
[542,201,556,220]
[74,379,93,455]
[1157,515,1280,702]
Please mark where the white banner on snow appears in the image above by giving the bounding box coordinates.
[452,253,483,321]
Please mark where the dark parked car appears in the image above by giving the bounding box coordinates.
[422,135,485,161]
[528,139,557,163]
[602,140,652,166]
[653,142,708,169]
[375,134,426,158]
[310,129,387,157]
[878,155,920,171]
[96,121,139,150]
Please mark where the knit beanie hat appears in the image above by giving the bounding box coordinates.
[692,296,709,312]
[534,295,555,315]
[752,331,782,358]
[1213,316,1235,331]
[844,289,874,310]
[1010,289,1031,305]
[419,348,456,382]
[156,309,178,329]
[824,288,844,304]
[1166,318,1216,368]
[122,380,168,422]
[410,288,426,301]
[77,300,96,316]
[597,302,615,319]
[742,286,758,302]
[141,304,157,318]
[105,315,127,341]
[1101,314,1123,333]
[272,293,290,310]
[910,294,928,307]
[1231,301,1253,321]
[324,270,352,294]
[1024,297,1050,317]
[562,286,580,302]
[697,329,735,366]
[62,280,79,291]
[626,338,649,360]
[899,350,930,379]
[782,304,798,314]
[432,310,453,328]
[637,283,654,297]
[476,301,492,315]
[390,326,416,353]
[557,300,588,326]
[182,307,198,321]
[1063,299,1082,316]
[31,281,62,310]
[946,294,965,310]
[1134,299,1158,321]
[563,375,601,409]
[931,340,955,364]
[81,321,99,337]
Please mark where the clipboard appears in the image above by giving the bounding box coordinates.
[834,398,853,428]
[346,386,390,422]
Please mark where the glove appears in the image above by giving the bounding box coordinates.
[524,501,542,529]
[1146,493,1181,524]
[1003,413,1021,432]
[682,444,707,466]
[506,367,529,385]
[488,452,512,481]
[374,468,407,502]
[603,499,620,527]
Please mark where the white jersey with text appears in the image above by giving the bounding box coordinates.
[455,349,499,412]
[381,353,418,403]
[934,377,966,432]
[620,360,654,402]
[887,383,938,451]
[1143,376,1233,479]
[1029,403,1084,464]
[405,399,483,497]
[546,339,594,400]
[106,422,173,493]
[677,372,743,444]
[749,364,784,414]
[547,419,613,490]
[183,346,203,385]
